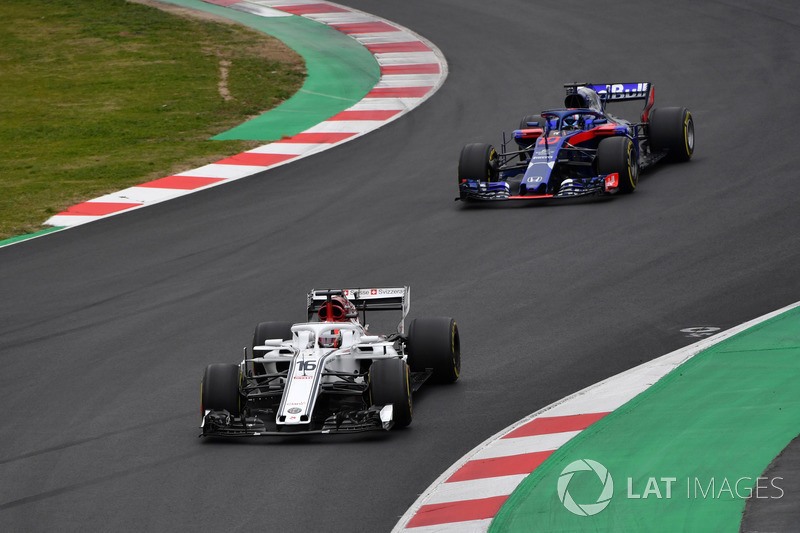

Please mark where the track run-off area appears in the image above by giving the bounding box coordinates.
[395,302,800,531]
[23,0,447,233]
[1,1,799,532]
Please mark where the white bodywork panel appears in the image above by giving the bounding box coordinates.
[249,321,401,426]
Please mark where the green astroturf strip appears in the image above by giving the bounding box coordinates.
[0,227,65,247]
[491,306,800,532]
[158,0,380,141]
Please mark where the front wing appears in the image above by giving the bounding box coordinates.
[201,405,393,437]
[458,173,621,201]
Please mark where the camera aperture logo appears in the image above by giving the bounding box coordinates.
[557,459,614,516]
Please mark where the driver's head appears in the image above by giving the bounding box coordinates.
[563,114,583,130]
[319,329,342,348]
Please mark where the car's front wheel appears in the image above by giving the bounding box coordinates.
[201,363,241,418]
[458,143,499,184]
[369,358,412,428]
[597,136,639,194]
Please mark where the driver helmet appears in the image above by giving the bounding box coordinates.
[562,114,584,130]
[319,329,342,348]
[318,295,357,323]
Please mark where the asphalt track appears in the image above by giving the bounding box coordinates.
[1,1,800,532]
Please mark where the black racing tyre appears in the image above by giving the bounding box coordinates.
[516,114,543,159]
[369,358,413,428]
[648,106,694,162]
[458,143,499,183]
[406,317,461,384]
[519,114,543,129]
[251,321,293,374]
[201,363,241,417]
[596,136,639,194]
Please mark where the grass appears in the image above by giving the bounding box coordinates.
[0,0,306,239]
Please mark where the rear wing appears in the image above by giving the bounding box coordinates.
[307,287,411,333]
[566,82,655,121]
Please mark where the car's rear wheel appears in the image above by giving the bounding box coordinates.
[597,136,638,194]
[251,321,293,375]
[406,317,461,384]
[369,358,412,428]
[649,106,694,162]
[516,114,543,160]
[519,114,543,129]
[458,143,499,183]
[201,363,241,418]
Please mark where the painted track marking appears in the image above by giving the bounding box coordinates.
[392,301,800,531]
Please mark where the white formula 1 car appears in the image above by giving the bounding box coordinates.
[200,287,460,436]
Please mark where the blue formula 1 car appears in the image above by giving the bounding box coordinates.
[457,82,694,201]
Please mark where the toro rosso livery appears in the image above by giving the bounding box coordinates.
[200,287,460,436]
[457,82,694,201]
